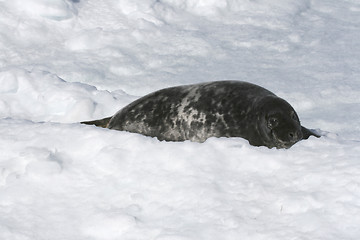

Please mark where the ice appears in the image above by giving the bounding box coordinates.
[1,0,360,239]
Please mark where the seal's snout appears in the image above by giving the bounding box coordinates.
[288,130,302,142]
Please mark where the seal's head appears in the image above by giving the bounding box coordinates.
[257,96,303,149]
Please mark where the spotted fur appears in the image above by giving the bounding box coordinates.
[82,81,319,148]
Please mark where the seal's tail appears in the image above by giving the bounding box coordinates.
[81,116,112,128]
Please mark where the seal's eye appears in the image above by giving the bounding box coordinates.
[268,117,279,129]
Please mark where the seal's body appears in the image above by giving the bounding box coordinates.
[82,81,319,148]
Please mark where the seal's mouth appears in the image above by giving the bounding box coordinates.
[274,140,296,149]
[271,130,301,149]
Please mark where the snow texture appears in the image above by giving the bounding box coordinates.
[1,0,360,239]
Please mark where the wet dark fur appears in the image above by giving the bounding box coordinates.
[81,81,319,148]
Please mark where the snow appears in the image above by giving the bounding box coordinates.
[0,0,360,239]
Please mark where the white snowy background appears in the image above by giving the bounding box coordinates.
[1,0,360,239]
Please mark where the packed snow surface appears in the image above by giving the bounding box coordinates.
[1,0,360,239]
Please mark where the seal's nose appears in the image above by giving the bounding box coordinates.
[288,132,298,141]
[289,132,295,140]
[288,130,301,141]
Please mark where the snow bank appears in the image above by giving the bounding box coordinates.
[0,68,131,122]
[0,118,359,239]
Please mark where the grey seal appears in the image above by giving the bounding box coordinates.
[81,81,320,148]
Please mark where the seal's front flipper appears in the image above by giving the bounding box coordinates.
[301,126,321,139]
[81,116,112,128]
